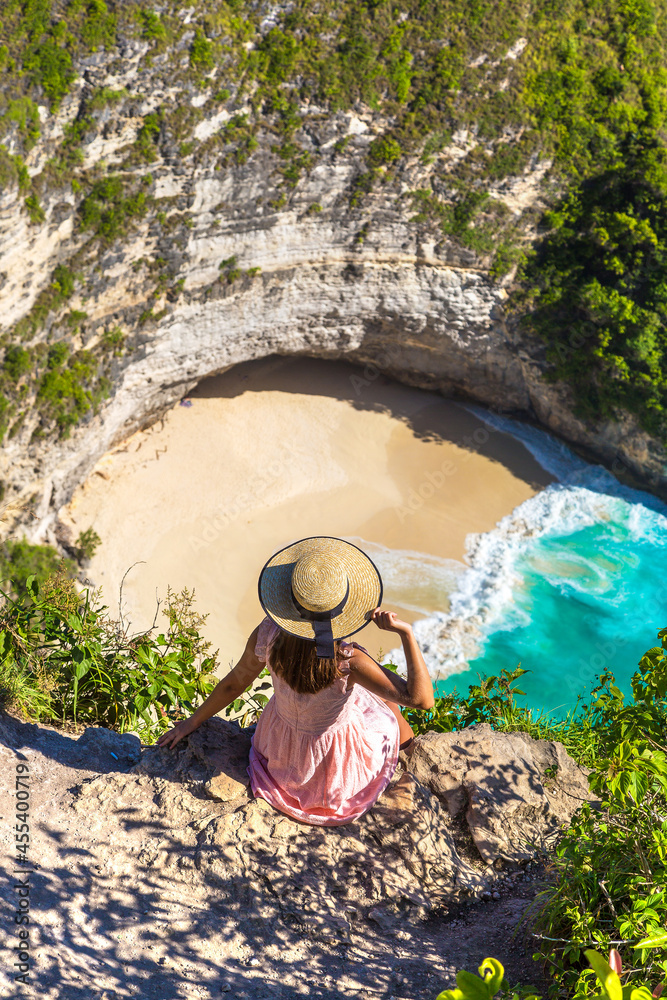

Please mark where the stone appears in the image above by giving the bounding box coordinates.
[71,727,142,770]
[403,723,594,863]
[368,907,397,932]
[139,716,252,806]
[204,772,250,802]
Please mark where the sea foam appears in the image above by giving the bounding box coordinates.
[384,409,667,683]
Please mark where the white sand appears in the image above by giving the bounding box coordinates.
[60,358,552,667]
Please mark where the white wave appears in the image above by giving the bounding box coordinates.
[383,458,667,680]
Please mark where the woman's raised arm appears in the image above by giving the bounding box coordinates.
[157,624,265,748]
[347,609,435,710]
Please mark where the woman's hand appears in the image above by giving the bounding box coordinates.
[157,716,199,750]
[370,608,413,635]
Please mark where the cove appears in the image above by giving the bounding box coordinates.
[59,356,548,666]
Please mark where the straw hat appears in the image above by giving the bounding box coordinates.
[258,536,383,658]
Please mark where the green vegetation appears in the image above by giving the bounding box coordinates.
[133,109,162,163]
[0,573,217,738]
[520,139,667,437]
[74,526,101,561]
[88,85,128,111]
[400,644,667,1000]
[0,146,30,190]
[0,539,76,603]
[37,345,110,436]
[0,260,109,441]
[439,950,663,1000]
[190,27,214,72]
[24,191,45,223]
[5,97,40,148]
[79,0,116,52]
[137,9,166,43]
[530,641,667,996]
[78,174,150,241]
[12,263,76,340]
[101,325,125,353]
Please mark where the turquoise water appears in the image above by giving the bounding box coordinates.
[430,483,667,716]
[398,408,667,719]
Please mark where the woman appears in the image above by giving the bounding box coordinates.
[158,536,434,825]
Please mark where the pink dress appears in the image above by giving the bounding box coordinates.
[247,617,400,826]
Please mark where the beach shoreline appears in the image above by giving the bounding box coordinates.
[59,357,553,669]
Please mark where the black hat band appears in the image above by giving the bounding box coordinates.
[291,581,350,659]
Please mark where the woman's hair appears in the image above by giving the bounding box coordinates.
[269,629,342,695]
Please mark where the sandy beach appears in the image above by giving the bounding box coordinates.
[59,357,553,668]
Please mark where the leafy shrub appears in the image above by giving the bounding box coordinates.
[224,669,272,727]
[530,636,667,995]
[134,110,162,162]
[24,39,74,110]
[101,325,125,353]
[80,0,116,50]
[4,346,32,382]
[25,193,45,224]
[78,175,149,241]
[11,263,76,341]
[74,527,101,562]
[0,395,11,441]
[137,9,166,42]
[369,135,402,166]
[0,577,217,738]
[5,97,40,148]
[438,950,664,1000]
[52,264,75,299]
[257,28,300,84]
[37,346,108,437]
[66,309,88,330]
[88,86,127,111]
[0,540,76,603]
[520,135,667,437]
[0,146,30,191]
[190,28,214,71]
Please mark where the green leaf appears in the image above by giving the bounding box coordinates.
[633,931,667,948]
[0,630,11,659]
[478,958,505,996]
[628,989,655,1000]
[585,950,623,1000]
[73,659,90,680]
[456,970,491,1000]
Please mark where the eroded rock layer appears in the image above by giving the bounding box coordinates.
[2,25,666,535]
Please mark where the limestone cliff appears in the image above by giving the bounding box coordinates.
[1,5,665,545]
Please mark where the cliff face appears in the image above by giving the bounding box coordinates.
[2,26,665,541]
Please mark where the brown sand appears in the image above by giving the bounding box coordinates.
[60,357,552,667]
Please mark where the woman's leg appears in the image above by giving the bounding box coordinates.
[383,699,414,748]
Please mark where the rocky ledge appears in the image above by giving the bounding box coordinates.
[0,712,592,999]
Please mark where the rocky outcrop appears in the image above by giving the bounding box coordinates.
[65,717,592,930]
[404,723,593,863]
[0,710,588,998]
